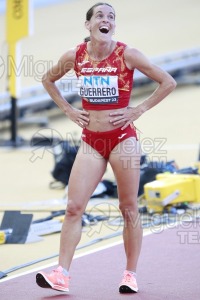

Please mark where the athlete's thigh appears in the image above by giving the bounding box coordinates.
[109,137,141,200]
[68,141,107,204]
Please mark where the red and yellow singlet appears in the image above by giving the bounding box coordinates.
[74,41,134,110]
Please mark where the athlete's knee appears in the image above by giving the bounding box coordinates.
[66,199,85,218]
[120,204,141,228]
[119,200,139,220]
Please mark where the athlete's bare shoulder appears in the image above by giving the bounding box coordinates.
[124,45,151,70]
[59,47,77,65]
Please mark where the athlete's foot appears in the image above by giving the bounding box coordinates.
[119,270,138,293]
[36,266,70,292]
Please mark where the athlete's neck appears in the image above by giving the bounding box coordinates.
[87,40,115,61]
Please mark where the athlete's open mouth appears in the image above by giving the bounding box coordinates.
[99,26,109,34]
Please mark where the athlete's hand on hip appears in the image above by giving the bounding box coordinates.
[109,107,141,130]
[67,107,90,128]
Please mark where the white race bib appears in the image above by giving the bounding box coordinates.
[78,75,119,104]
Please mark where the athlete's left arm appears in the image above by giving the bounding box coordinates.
[110,47,177,129]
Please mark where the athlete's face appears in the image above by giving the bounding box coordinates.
[85,5,116,42]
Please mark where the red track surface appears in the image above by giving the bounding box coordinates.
[1,223,200,300]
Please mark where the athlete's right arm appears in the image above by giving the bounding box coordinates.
[42,48,89,127]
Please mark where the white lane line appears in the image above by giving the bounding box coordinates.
[0,231,152,282]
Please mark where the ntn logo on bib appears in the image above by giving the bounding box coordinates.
[78,75,119,104]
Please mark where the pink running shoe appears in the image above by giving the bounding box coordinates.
[119,270,138,293]
[36,266,69,292]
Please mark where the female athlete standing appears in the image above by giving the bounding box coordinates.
[36,2,176,294]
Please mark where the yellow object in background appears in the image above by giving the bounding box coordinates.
[6,0,34,97]
[6,0,33,43]
[144,174,200,213]
[0,229,13,245]
[0,231,6,244]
